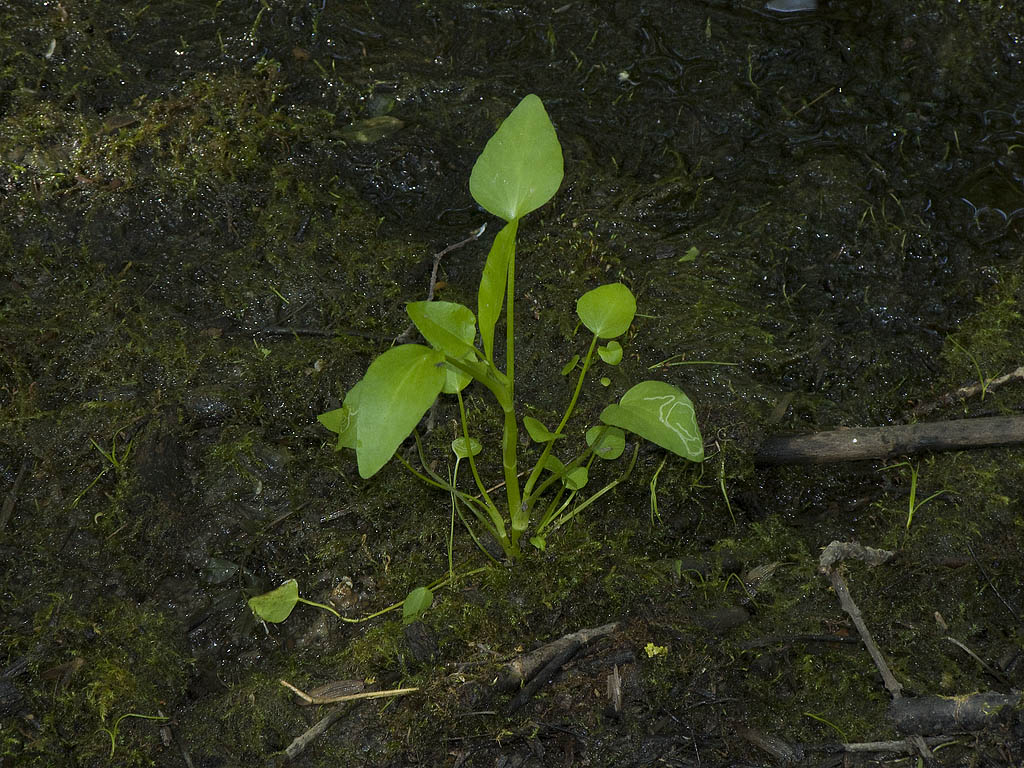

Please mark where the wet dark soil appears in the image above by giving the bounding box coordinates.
[2,1,1023,766]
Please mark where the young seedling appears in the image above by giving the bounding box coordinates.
[319,94,704,561]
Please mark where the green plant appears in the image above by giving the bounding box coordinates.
[880,460,950,529]
[100,712,169,759]
[319,94,704,560]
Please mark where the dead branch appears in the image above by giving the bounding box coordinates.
[818,542,934,761]
[756,415,1024,465]
[890,692,1023,736]
[495,622,619,693]
[910,364,1024,418]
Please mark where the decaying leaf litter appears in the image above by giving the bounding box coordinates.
[1,0,1023,765]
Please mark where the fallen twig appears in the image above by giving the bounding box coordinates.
[890,692,1023,735]
[279,680,419,761]
[910,364,1024,418]
[279,678,417,705]
[818,542,934,761]
[756,415,1024,465]
[495,622,619,693]
[396,224,487,344]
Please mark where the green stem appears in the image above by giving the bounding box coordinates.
[523,334,599,502]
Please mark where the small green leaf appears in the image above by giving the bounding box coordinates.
[317,406,354,451]
[679,246,699,263]
[560,355,580,375]
[248,579,300,623]
[523,415,560,443]
[403,586,434,625]
[600,377,611,387]
[599,381,703,462]
[576,283,636,339]
[477,219,518,363]
[586,425,625,460]
[318,379,367,451]
[406,301,477,359]
[529,535,547,551]
[469,94,564,222]
[598,341,623,365]
[356,344,447,478]
[442,358,473,395]
[542,454,566,475]
[451,436,482,459]
[563,466,588,490]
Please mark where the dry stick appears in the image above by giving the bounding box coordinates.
[280,681,419,761]
[911,364,1024,418]
[284,706,348,761]
[279,679,418,705]
[837,736,955,754]
[506,640,582,714]
[395,224,487,344]
[756,415,1024,465]
[495,622,619,693]
[818,542,934,761]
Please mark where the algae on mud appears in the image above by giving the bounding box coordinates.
[2,0,1024,764]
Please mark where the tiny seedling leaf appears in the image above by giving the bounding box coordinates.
[576,283,636,339]
[469,94,564,222]
[248,579,300,623]
[523,415,560,443]
[560,355,580,376]
[529,535,547,551]
[403,586,434,625]
[451,436,483,459]
[598,341,623,365]
[600,380,704,462]
[586,425,626,460]
[356,344,447,478]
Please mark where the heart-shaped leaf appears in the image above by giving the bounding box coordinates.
[403,586,434,625]
[356,344,447,478]
[451,436,482,459]
[248,579,301,623]
[469,94,564,222]
[576,283,636,339]
[599,380,703,462]
[598,341,623,365]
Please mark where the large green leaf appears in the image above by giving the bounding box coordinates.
[356,344,447,478]
[406,301,477,359]
[469,94,564,222]
[576,283,636,339]
[477,219,517,363]
[599,381,703,462]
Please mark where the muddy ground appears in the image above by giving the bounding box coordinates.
[2,0,1023,766]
